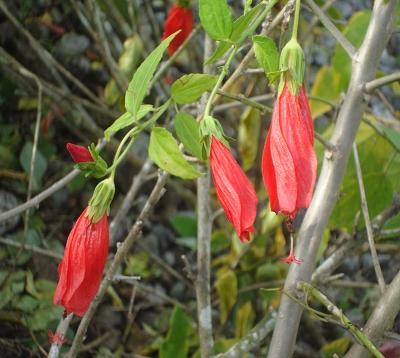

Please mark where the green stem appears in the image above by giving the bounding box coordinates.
[204,0,278,118]
[236,0,279,47]
[204,49,236,117]
[107,98,173,177]
[299,281,385,358]
[292,0,301,41]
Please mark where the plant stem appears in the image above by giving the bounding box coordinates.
[107,98,173,176]
[291,0,301,40]
[299,282,385,358]
[203,0,279,119]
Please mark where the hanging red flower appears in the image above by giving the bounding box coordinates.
[262,83,316,219]
[54,208,109,317]
[162,2,193,56]
[209,136,258,243]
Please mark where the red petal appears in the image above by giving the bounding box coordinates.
[54,209,109,316]
[210,137,257,242]
[66,143,94,163]
[279,85,316,210]
[162,4,193,56]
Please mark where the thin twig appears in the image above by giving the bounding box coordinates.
[109,157,154,246]
[312,194,400,285]
[137,241,195,290]
[219,314,276,358]
[102,0,133,38]
[299,0,337,43]
[0,71,42,291]
[85,0,129,92]
[364,72,400,93]
[314,131,336,152]
[0,237,63,260]
[299,282,385,358]
[216,90,273,113]
[303,0,356,58]
[352,141,386,294]
[0,1,102,105]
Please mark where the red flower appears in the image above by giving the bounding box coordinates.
[262,83,317,218]
[209,136,258,242]
[162,3,193,56]
[66,143,94,163]
[54,208,109,317]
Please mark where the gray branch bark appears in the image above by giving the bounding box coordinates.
[267,1,399,357]
[194,33,216,358]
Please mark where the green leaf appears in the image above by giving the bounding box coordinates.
[174,112,203,159]
[0,281,24,310]
[169,214,197,237]
[104,104,153,141]
[380,125,400,151]
[19,141,48,184]
[205,2,263,65]
[309,65,339,118]
[159,305,190,358]
[244,0,253,13]
[8,229,41,266]
[332,11,371,92]
[329,122,395,230]
[211,230,231,252]
[125,32,177,116]
[238,105,261,171]
[149,127,204,179]
[320,337,351,357]
[105,34,144,107]
[253,35,279,82]
[199,0,233,41]
[235,301,255,338]
[216,269,237,325]
[171,74,218,104]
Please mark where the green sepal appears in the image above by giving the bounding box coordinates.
[73,143,108,179]
[199,116,234,159]
[86,177,115,223]
[278,38,305,96]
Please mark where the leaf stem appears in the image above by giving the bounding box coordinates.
[203,0,278,118]
[107,98,173,177]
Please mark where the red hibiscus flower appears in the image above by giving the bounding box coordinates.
[262,83,316,218]
[162,2,193,56]
[209,136,258,242]
[54,208,109,316]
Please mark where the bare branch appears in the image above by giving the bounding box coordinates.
[364,72,400,93]
[352,142,386,293]
[303,0,357,58]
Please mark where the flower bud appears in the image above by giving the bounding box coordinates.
[278,38,305,96]
[66,143,108,178]
[86,177,115,223]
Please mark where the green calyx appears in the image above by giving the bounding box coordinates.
[86,177,115,223]
[75,143,108,179]
[175,0,191,10]
[199,115,234,159]
[278,38,305,96]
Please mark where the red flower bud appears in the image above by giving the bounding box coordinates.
[209,136,258,242]
[262,83,317,218]
[54,208,109,316]
[66,143,94,163]
[162,3,193,56]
